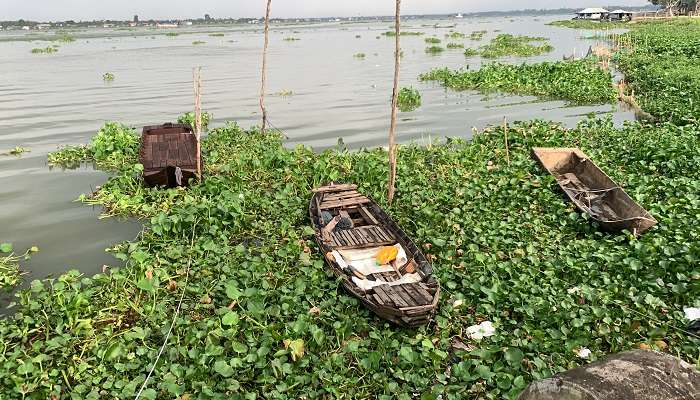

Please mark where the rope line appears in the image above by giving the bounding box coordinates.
[134,219,198,400]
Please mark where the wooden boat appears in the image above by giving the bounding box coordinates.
[532,147,657,235]
[139,123,201,188]
[309,183,440,327]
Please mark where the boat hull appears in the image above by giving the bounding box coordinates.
[533,147,657,235]
[309,183,440,327]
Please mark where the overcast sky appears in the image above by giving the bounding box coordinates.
[5,0,651,21]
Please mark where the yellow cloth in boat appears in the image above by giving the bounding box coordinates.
[332,244,407,276]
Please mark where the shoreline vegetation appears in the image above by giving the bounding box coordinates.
[1,16,699,400]
[420,59,616,105]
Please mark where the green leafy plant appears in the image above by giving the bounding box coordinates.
[425,37,442,44]
[382,31,424,37]
[446,42,464,49]
[10,115,697,399]
[353,53,366,59]
[425,45,445,54]
[479,34,553,58]
[48,122,139,170]
[177,111,212,131]
[166,32,179,37]
[209,33,225,37]
[2,146,29,156]
[446,31,466,39]
[103,72,115,82]
[420,59,616,105]
[463,48,479,57]
[397,87,422,112]
[0,243,36,290]
[470,30,487,40]
[192,40,206,45]
[548,20,628,30]
[30,46,58,54]
[283,37,301,41]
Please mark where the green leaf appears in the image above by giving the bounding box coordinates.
[504,348,524,366]
[0,243,12,253]
[214,360,234,377]
[222,312,239,326]
[225,281,242,300]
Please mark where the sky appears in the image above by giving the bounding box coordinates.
[5,0,652,21]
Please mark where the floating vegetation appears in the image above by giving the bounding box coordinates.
[0,243,36,290]
[382,31,424,37]
[30,46,58,54]
[177,111,212,131]
[2,146,30,156]
[166,32,179,37]
[397,87,422,112]
[283,37,301,41]
[424,37,442,44]
[446,42,464,49]
[463,48,479,57]
[353,53,366,59]
[275,89,294,97]
[103,72,115,82]
[355,34,362,39]
[616,19,700,124]
[3,115,699,398]
[548,20,628,30]
[480,34,553,58]
[48,122,139,170]
[420,59,616,105]
[445,31,466,39]
[209,33,226,37]
[425,45,445,54]
[470,30,487,40]
[52,32,76,43]
[192,40,206,45]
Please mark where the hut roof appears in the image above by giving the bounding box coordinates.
[577,7,610,14]
[609,9,635,14]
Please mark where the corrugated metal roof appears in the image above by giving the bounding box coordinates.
[577,8,610,14]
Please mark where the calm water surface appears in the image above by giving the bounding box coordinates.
[0,15,632,294]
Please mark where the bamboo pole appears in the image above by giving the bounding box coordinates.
[259,0,272,134]
[193,66,202,181]
[387,0,401,204]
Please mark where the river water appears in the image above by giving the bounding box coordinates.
[0,15,632,294]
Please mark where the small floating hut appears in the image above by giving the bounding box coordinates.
[139,123,201,188]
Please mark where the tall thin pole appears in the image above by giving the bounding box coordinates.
[387,0,401,204]
[260,0,272,134]
[193,67,202,180]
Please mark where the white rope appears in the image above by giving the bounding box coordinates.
[134,220,197,399]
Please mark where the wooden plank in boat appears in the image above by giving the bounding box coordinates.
[359,206,380,225]
[411,283,434,304]
[382,285,410,308]
[373,285,395,307]
[404,284,431,305]
[319,196,371,210]
[394,285,420,307]
[323,191,361,201]
[312,184,358,193]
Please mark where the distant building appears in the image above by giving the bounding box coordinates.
[575,8,609,20]
[608,9,635,21]
[205,14,211,21]
[156,23,178,28]
[134,15,139,23]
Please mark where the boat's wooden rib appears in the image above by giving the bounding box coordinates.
[310,183,440,327]
[532,147,657,235]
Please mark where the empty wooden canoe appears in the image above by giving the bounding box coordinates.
[532,147,657,235]
[309,183,440,327]
[139,123,201,188]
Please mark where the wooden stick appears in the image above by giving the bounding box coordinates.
[387,0,401,204]
[503,116,510,165]
[259,0,272,134]
[193,66,202,181]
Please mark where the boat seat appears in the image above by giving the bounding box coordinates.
[371,282,434,309]
[330,225,395,249]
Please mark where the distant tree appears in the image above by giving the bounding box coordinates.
[649,0,698,14]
